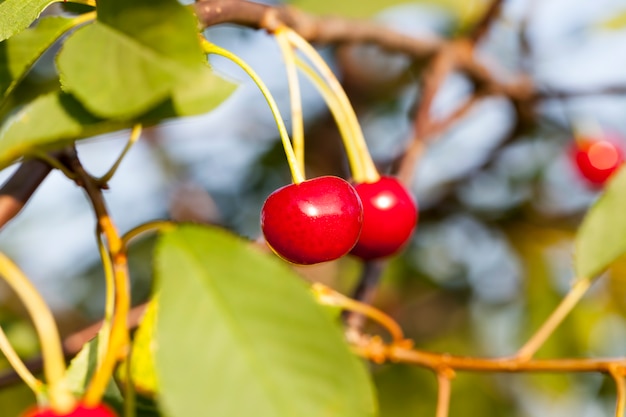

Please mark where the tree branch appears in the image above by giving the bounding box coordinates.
[0,160,53,230]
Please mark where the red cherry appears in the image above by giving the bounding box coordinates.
[572,138,624,186]
[22,403,117,417]
[350,176,418,260]
[261,176,363,264]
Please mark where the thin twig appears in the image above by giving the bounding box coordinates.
[469,0,505,44]
[610,366,626,417]
[435,369,454,417]
[515,277,593,361]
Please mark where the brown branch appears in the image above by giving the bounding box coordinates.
[194,0,443,58]
[0,160,53,230]
[469,0,505,44]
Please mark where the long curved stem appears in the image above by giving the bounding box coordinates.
[515,277,593,361]
[294,57,365,180]
[275,29,305,176]
[0,253,74,412]
[0,325,42,393]
[200,38,305,184]
[97,125,142,185]
[65,152,131,407]
[121,220,176,250]
[283,28,379,183]
[95,234,114,369]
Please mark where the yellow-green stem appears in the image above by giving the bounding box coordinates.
[83,217,130,407]
[200,38,305,184]
[275,29,305,176]
[284,28,380,183]
[0,253,74,412]
[0,325,42,393]
[295,57,366,181]
[95,233,114,369]
[97,125,142,185]
[312,283,404,342]
[611,367,626,417]
[121,220,175,250]
[516,277,593,361]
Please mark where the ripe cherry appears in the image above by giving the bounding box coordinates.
[571,138,624,186]
[350,176,418,260]
[22,403,117,417]
[261,176,363,265]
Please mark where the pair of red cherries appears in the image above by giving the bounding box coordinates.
[261,175,418,265]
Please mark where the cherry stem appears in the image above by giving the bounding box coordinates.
[274,28,305,176]
[63,153,131,408]
[95,233,114,369]
[283,28,380,183]
[0,325,42,393]
[121,220,176,250]
[294,56,365,181]
[435,369,454,417]
[96,124,142,185]
[0,252,74,412]
[312,283,404,343]
[610,366,626,417]
[515,276,593,361]
[200,38,305,184]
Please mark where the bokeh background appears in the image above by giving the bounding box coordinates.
[2,0,626,415]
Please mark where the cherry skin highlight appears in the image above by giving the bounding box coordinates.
[22,403,117,417]
[350,176,418,260]
[261,176,363,265]
[571,138,624,186]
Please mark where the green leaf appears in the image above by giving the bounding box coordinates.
[0,16,78,100]
[64,337,123,402]
[575,167,626,279]
[0,91,127,168]
[0,0,55,41]
[57,0,234,119]
[154,224,377,417]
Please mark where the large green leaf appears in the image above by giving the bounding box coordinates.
[0,91,127,168]
[0,16,79,100]
[57,0,234,119]
[575,167,626,279]
[154,225,377,417]
[0,0,55,41]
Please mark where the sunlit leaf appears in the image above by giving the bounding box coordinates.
[119,301,159,396]
[57,0,235,119]
[0,0,55,41]
[0,16,79,100]
[155,224,377,417]
[0,91,127,169]
[575,167,626,279]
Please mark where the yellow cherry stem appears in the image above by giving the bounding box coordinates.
[0,252,75,413]
[121,220,176,250]
[274,28,305,176]
[97,124,142,185]
[294,57,366,181]
[200,38,305,184]
[0,324,43,393]
[95,233,114,369]
[283,28,380,183]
